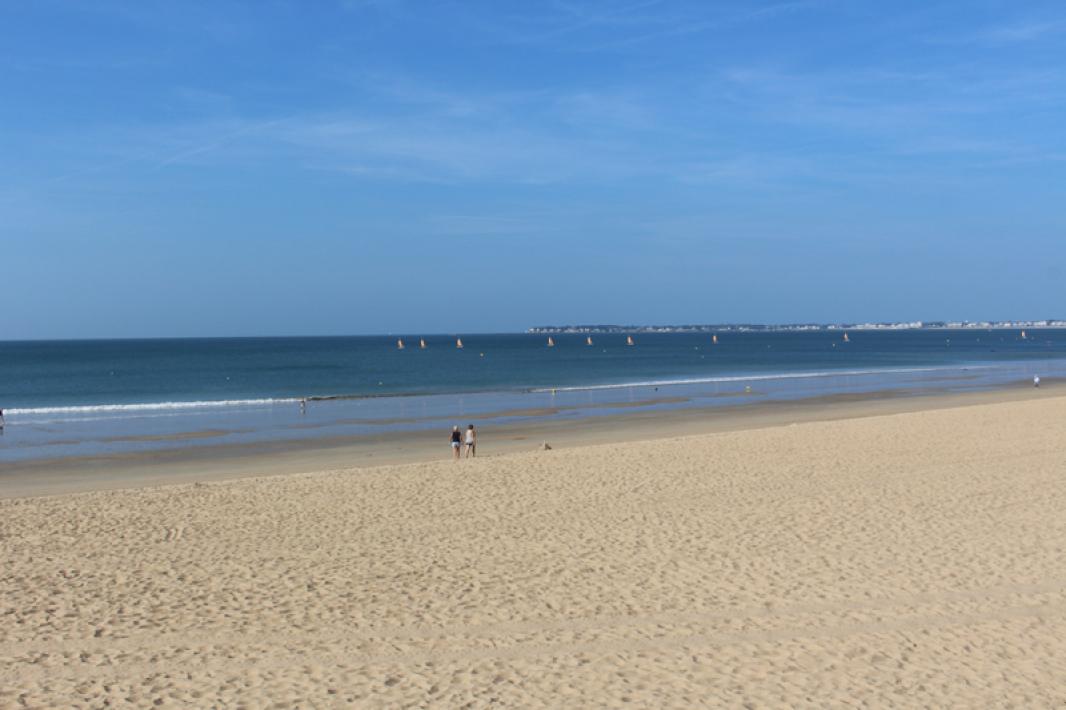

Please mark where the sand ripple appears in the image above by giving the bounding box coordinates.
[3,397,1066,706]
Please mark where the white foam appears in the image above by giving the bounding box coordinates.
[5,398,297,417]
[1,364,999,418]
[532,365,990,393]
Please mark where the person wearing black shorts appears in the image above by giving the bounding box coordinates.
[450,425,462,459]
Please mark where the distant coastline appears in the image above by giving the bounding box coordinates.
[528,320,1066,334]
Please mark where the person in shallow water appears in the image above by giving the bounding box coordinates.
[464,424,477,458]
[450,425,462,459]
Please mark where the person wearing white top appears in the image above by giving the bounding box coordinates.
[464,424,477,458]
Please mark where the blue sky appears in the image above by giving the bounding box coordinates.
[2,0,1065,338]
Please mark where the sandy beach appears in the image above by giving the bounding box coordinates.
[3,390,1066,707]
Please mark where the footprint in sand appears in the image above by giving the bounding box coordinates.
[163,526,186,542]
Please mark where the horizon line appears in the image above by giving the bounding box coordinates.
[3,319,1065,343]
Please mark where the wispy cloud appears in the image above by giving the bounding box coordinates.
[8,0,1066,204]
[450,0,823,52]
[927,18,1066,46]
[153,118,289,169]
[711,61,1066,161]
[578,0,823,50]
[266,113,642,184]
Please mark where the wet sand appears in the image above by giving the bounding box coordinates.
[0,381,1059,499]
[2,387,1066,706]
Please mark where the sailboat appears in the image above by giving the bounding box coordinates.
[1021,330,1028,340]
[712,334,718,345]
[397,338,405,350]
[843,332,850,343]
[456,338,464,349]
[547,337,555,347]
[419,338,427,349]
[586,336,593,346]
[626,335,635,346]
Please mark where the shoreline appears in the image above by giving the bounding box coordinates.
[2,378,1060,499]
[4,384,1066,704]
[0,362,1028,417]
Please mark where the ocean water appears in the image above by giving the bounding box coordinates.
[2,331,1064,463]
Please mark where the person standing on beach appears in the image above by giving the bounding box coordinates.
[464,424,477,458]
[450,425,462,460]
[1034,375,1041,388]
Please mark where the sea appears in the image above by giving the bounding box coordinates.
[2,330,1065,464]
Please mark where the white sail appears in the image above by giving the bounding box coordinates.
[420,338,426,349]
[586,336,593,346]
[456,338,464,349]
[397,339,405,350]
[547,337,555,347]
[626,335,634,346]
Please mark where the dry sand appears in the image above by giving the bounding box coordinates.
[3,394,1066,707]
